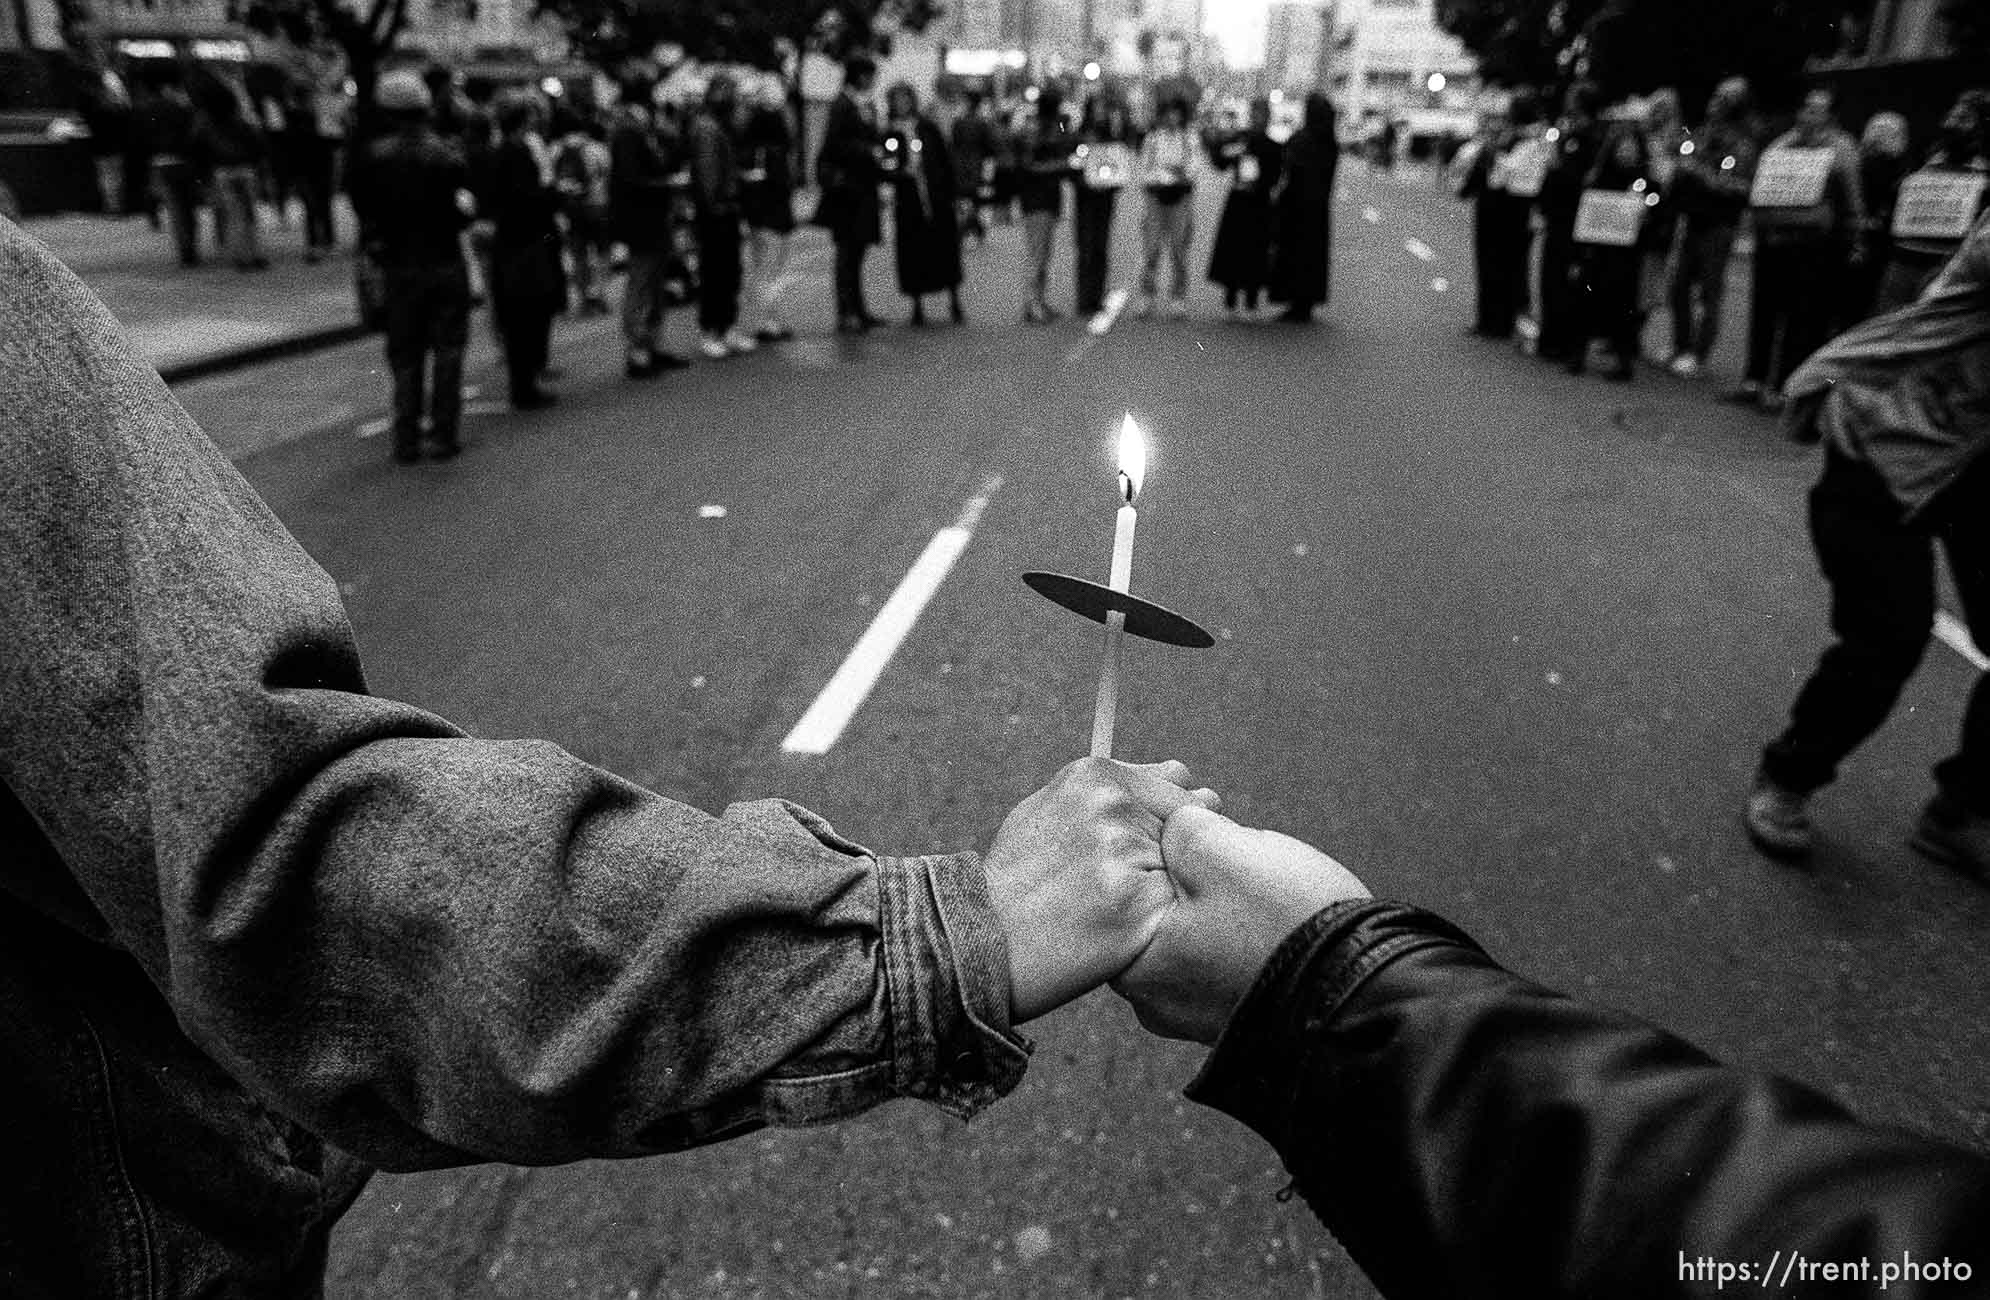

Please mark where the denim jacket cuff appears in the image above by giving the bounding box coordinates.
[875,852,1033,1120]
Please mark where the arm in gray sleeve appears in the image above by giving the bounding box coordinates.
[0,223,1028,1172]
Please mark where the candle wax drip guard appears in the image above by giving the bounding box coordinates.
[1021,572,1217,649]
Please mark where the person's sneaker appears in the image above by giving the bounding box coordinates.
[1744,777,1814,858]
[721,328,759,354]
[699,333,730,360]
[1669,353,1702,379]
[1910,800,1990,877]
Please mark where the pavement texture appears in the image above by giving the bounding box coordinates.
[154,162,1990,1299]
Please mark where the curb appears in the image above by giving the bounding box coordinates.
[158,320,374,386]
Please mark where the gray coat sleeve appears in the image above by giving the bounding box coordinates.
[0,220,1028,1171]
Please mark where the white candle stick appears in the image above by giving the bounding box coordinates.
[1091,414,1147,759]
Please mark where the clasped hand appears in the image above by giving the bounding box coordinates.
[983,759,1370,1044]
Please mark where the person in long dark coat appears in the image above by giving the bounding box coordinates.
[812,55,885,332]
[488,89,566,409]
[1207,97,1283,313]
[1269,92,1341,323]
[883,82,964,325]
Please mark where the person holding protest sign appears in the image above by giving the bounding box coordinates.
[1727,89,1866,414]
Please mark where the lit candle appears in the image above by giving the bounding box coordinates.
[1090,413,1147,758]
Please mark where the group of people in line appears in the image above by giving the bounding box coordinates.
[1458,74,1990,884]
[1458,78,1989,399]
[344,54,1354,463]
[91,55,346,271]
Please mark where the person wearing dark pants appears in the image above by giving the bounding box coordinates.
[1532,84,1604,363]
[488,90,566,409]
[347,71,474,463]
[1729,89,1865,413]
[1738,235,1846,402]
[1746,211,1990,873]
[382,266,470,459]
[610,91,685,378]
[814,55,884,333]
[690,73,754,359]
[1664,77,1760,378]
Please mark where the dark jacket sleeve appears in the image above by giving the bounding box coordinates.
[1187,901,1990,1299]
[0,224,1028,1173]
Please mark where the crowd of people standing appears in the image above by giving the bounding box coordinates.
[1457,77,1990,401]
[342,55,1355,462]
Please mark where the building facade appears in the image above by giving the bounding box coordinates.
[1326,0,1476,125]
[1812,0,1979,144]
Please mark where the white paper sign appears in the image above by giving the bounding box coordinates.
[1499,140,1550,197]
[1573,189,1645,247]
[1083,141,1132,189]
[1236,154,1262,187]
[1750,146,1833,209]
[1892,170,1989,242]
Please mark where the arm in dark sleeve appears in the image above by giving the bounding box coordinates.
[1187,901,1990,1299]
[0,225,1028,1173]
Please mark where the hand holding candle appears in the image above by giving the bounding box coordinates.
[1021,414,1212,758]
[1091,414,1147,759]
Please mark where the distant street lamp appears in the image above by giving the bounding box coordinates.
[1426,72,1447,94]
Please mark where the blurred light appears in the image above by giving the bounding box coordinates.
[1644,193,1660,207]
[884,135,900,151]
[1426,72,1447,94]
[115,39,176,59]
[1720,155,1736,171]
[1631,178,1647,193]
[540,77,563,97]
[46,116,89,141]
[1002,49,1028,70]
[1545,127,1561,142]
[1269,88,1284,104]
[946,48,1003,76]
[1023,85,1040,103]
[343,78,358,97]
[1083,61,1101,81]
[1679,140,1695,155]
[190,39,248,61]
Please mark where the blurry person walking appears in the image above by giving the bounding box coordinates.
[814,55,886,333]
[1134,96,1197,319]
[689,73,755,359]
[1268,92,1342,325]
[347,71,474,463]
[1666,77,1761,378]
[1744,211,1990,875]
[1729,89,1865,413]
[610,87,686,378]
[1073,95,1132,324]
[1873,91,1990,315]
[288,64,343,263]
[1015,90,1071,323]
[884,82,964,326]
[739,72,798,343]
[488,90,566,409]
[194,79,267,271]
[1207,97,1282,315]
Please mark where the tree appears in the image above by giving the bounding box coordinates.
[243,0,472,140]
[536,0,941,78]
[1437,0,1847,115]
[1945,0,1990,60]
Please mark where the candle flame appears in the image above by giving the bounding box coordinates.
[1117,412,1147,503]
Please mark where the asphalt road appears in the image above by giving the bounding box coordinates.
[170,162,1990,1299]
